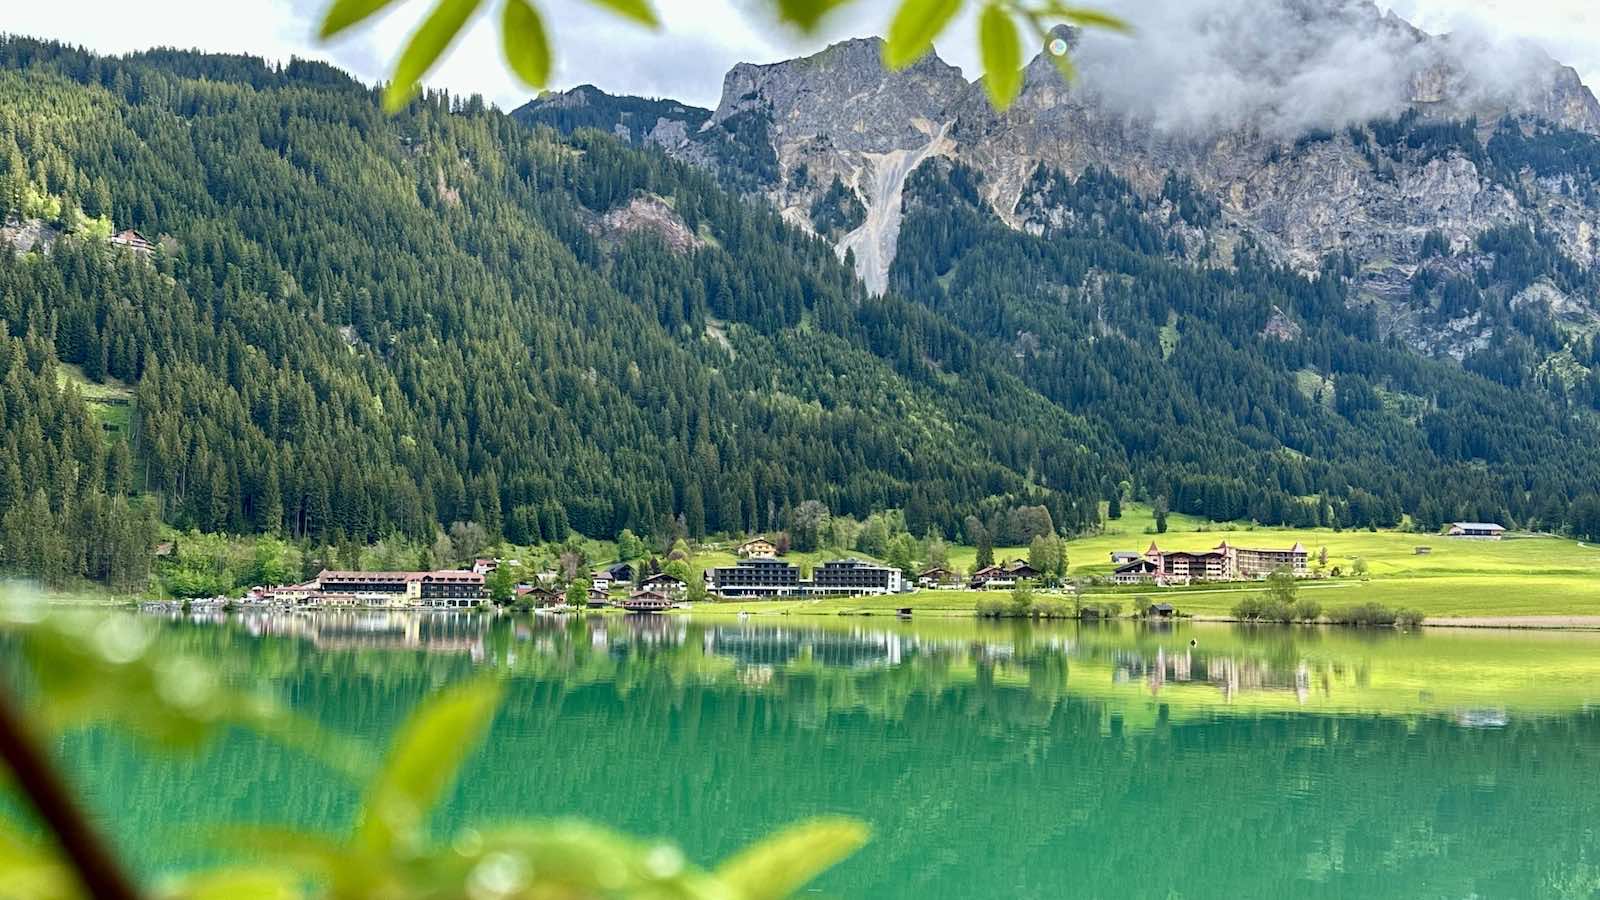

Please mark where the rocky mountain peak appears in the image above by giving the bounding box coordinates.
[711,37,967,153]
[529,1,1600,339]
[532,83,603,108]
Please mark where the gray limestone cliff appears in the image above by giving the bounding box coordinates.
[518,2,1600,359]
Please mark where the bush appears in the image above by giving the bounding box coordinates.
[1292,598,1322,622]
[1235,595,1320,623]
[975,596,1010,618]
[1009,580,1035,616]
[1074,601,1122,620]
[1325,602,1420,627]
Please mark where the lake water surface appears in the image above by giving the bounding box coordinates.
[31,611,1600,898]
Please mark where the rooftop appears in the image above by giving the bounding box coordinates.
[318,569,483,583]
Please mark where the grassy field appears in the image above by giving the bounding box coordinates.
[57,362,134,441]
[681,503,1600,621]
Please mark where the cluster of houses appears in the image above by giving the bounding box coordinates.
[256,569,490,609]
[251,521,1510,611]
[1108,541,1310,586]
[1102,522,1506,586]
[913,559,1043,591]
[706,539,907,598]
[254,558,690,613]
[709,539,1065,599]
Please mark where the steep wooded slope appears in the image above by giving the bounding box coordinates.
[0,37,1111,586]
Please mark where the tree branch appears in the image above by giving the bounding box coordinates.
[0,687,141,900]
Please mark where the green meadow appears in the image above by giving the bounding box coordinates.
[687,503,1600,621]
[57,362,134,438]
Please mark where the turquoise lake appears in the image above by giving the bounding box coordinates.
[22,611,1600,898]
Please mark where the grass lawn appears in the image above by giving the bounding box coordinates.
[681,503,1600,621]
[1075,574,1600,618]
[57,362,134,440]
[368,501,1598,622]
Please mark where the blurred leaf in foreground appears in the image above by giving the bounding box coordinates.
[3,602,366,778]
[239,676,868,898]
[1,603,865,898]
[320,0,1126,113]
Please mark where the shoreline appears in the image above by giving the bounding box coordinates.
[79,599,1600,631]
[1417,615,1600,631]
[683,607,1600,631]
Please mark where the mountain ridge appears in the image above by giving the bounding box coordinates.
[5,34,1600,589]
[516,3,1600,365]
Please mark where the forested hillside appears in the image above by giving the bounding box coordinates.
[4,38,1600,590]
[889,158,1600,531]
[0,38,1110,586]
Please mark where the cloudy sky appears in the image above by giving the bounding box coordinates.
[5,0,1596,110]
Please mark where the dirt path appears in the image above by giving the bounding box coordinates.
[1422,616,1600,630]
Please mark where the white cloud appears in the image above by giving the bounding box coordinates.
[2,0,1595,114]
[1386,0,1599,85]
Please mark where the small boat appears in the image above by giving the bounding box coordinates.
[897,607,913,619]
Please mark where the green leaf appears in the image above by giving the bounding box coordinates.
[156,867,305,900]
[587,0,660,27]
[0,819,77,900]
[319,0,402,39]
[356,677,504,854]
[1047,5,1132,33]
[443,822,727,895]
[715,817,870,900]
[774,0,852,33]
[502,0,552,88]
[17,614,368,779]
[978,3,1023,110]
[214,826,347,873]
[883,0,964,70]
[383,0,486,113]
[1045,38,1077,83]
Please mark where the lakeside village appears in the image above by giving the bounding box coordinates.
[200,522,1509,615]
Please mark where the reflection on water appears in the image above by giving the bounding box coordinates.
[154,610,1596,723]
[21,612,1600,898]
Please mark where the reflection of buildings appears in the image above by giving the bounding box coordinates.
[1120,649,1317,704]
[240,610,490,656]
[1107,639,1336,705]
[702,625,910,668]
[149,608,1417,718]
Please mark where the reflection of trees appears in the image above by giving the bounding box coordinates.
[31,613,1600,897]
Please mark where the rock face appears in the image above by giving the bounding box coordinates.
[705,38,969,292]
[711,38,965,154]
[1,215,59,254]
[520,1,1600,356]
[590,194,704,254]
